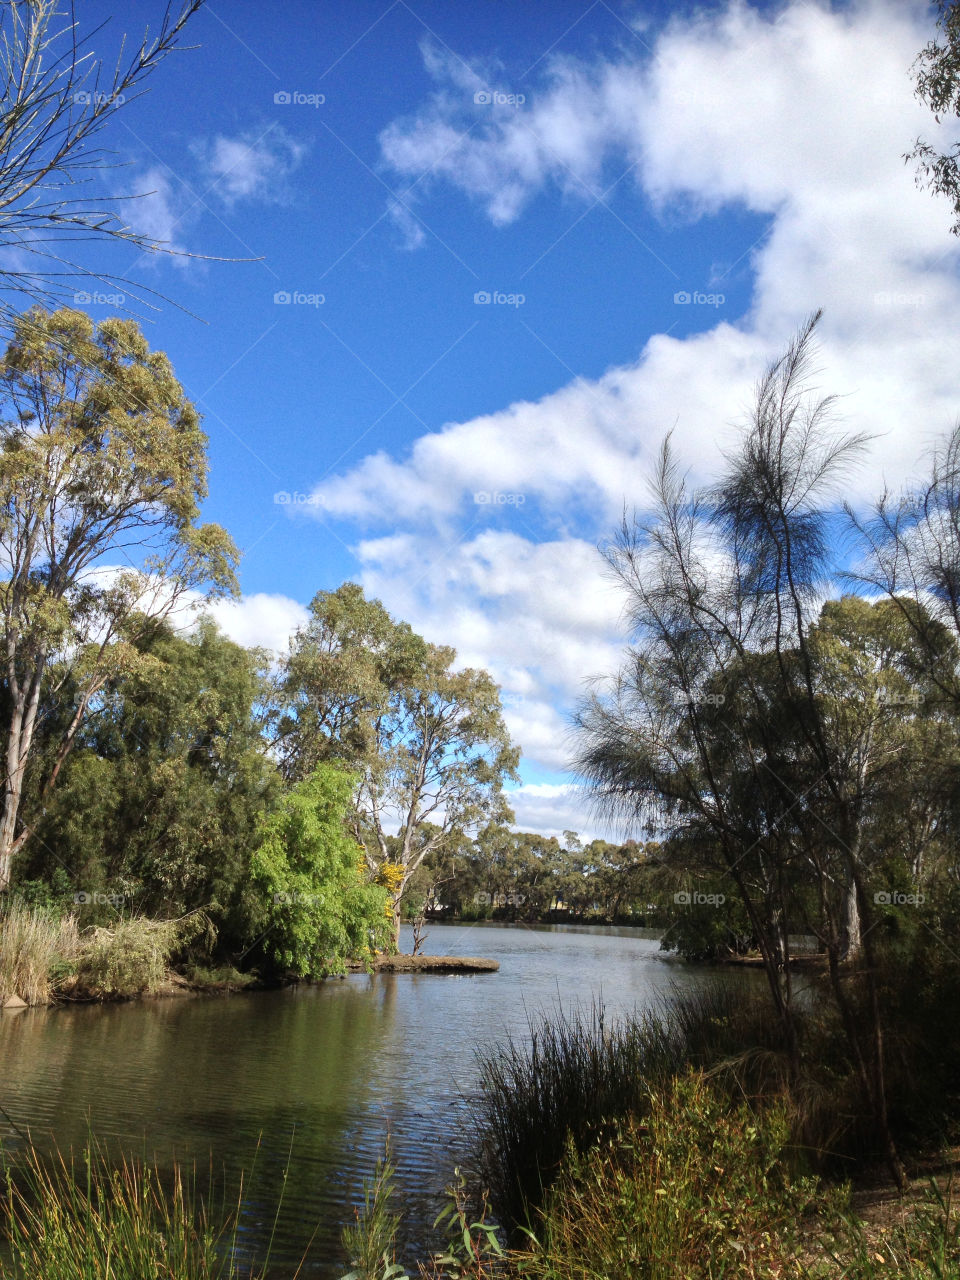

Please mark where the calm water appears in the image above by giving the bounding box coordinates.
[0,923,740,1276]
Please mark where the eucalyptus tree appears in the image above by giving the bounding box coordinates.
[0,306,238,890]
[851,424,960,708]
[279,583,520,943]
[20,616,278,927]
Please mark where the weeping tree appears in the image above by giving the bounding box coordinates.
[576,312,910,1185]
[0,306,238,892]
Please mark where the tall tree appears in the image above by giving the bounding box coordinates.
[0,306,238,889]
[576,314,912,1185]
[19,615,278,928]
[279,584,520,944]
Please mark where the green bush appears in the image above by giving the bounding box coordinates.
[513,1070,819,1280]
[474,983,790,1235]
[71,913,211,999]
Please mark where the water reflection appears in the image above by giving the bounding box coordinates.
[0,924,751,1276]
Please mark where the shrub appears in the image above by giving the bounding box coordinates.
[71,912,211,999]
[474,982,783,1235]
[512,1070,820,1280]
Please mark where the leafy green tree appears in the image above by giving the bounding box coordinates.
[250,764,391,976]
[280,585,520,944]
[0,307,238,889]
[18,616,278,934]
[276,582,427,778]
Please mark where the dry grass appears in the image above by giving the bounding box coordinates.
[0,902,79,1005]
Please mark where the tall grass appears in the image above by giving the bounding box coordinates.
[473,981,795,1233]
[0,902,78,1005]
[340,1146,404,1280]
[1,1138,296,1280]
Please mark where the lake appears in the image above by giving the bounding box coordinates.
[0,922,744,1276]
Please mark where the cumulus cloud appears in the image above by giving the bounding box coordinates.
[300,0,960,810]
[206,591,309,654]
[506,782,623,843]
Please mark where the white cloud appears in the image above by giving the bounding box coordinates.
[126,167,187,254]
[302,0,960,813]
[506,782,623,843]
[206,592,308,653]
[193,126,305,205]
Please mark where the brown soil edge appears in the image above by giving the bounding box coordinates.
[346,954,499,974]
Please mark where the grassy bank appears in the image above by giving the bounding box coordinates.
[337,977,960,1278]
[0,902,252,1005]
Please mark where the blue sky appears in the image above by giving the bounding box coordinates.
[62,0,960,836]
